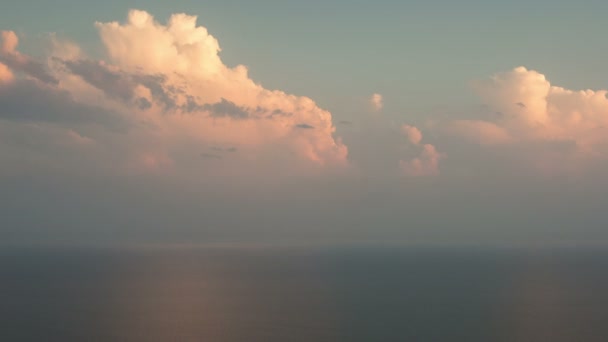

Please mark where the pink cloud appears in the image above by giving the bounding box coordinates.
[370,93,383,112]
[0,62,12,83]
[89,10,348,166]
[445,66,608,172]
[401,124,423,145]
[0,31,18,54]
[399,124,444,177]
[444,120,512,145]
[0,30,57,84]
[0,10,348,178]
[400,144,443,177]
[472,66,552,127]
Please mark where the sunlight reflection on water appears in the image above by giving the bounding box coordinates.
[2,246,608,341]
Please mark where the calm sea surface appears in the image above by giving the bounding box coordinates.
[2,246,608,341]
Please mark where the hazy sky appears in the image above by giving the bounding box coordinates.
[1,1,608,246]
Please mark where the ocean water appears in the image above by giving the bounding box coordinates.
[2,246,608,341]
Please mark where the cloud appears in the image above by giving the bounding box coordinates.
[445,66,608,172]
[4,13,608,246]
[0,77,127,129]
[0,10,348,179]
[62,59,137,102]
[443,120,512,145]
[90,10,347,166]
[0,31,18,54]
[203,98,249,119]
[0,62,12,83]
[401,124,422,145]
[370,93,383,112]
[400,143,443,177]
[5,11,604,185]
[0,31,58,84]
[399,124,444,177]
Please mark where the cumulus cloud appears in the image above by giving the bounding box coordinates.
[445,66,608,171]
[401,124,422,145]
[93,10,347,166]
[0,62,12,83]
[62,59,138,102]
[399,124,444,177]
[0,31,58,84]
[6,10,604,184]
[0,31,18,54]
[370,93,383,112]
[203,98,250,119]
[400,144,443,177]
[0,10,348,178]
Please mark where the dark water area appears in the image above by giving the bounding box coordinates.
[2,245,608,341]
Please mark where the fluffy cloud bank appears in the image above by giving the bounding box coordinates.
[443,66,608,173]
[0,10,348,179]
[3,9,607,183]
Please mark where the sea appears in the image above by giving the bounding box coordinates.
[2,245,608,341]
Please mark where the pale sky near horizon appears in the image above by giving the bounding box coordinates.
[1,1,608,246]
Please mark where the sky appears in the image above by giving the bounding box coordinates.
[1,1,608,246]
